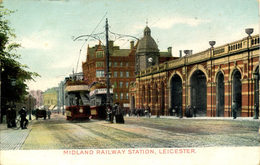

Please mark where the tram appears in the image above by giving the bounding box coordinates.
[65,79,113,120]
[64,79,91,120]
[89,82,113,120]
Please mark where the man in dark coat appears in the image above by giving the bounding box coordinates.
[6,107,12,128]
[11,107,17,127]
[115,103,124,124]
[19,107,28,129]
[232,101,237,119]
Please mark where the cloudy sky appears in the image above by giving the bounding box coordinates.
[3,0,259,92]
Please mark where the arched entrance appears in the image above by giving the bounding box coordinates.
[190,70,207,116]
[216,72,224,117]
[160,82,165,116]
[232,69,242,117]
[170,74,182,116]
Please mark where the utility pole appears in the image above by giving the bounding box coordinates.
[105,18,111,118]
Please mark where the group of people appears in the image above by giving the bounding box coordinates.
[7,107,28,129]
[130,106,151,117]
[107,103,125,124]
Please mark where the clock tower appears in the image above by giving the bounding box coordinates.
[135,26,160,73]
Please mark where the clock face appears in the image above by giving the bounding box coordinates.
[148,57,153,63]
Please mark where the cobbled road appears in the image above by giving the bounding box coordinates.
[21,114,260,150]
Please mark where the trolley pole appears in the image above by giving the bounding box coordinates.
[105,18,111,119]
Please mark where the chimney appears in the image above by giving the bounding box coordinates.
[168,47,172,55]
[108,40,114,53]
[179,50,182,57]
[130,41,134,50]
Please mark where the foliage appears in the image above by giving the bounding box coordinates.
[0,2,40,103]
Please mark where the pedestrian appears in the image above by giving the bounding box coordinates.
[11,107,17,127]
[232,101,237,119]
[107,105,112,122]
[19,107,28,129]
[111,105,116,123]
[47,109,51,119]
[6,107,12,128]
[115,103,124,124]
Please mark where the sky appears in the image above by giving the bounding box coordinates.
[2,0,259,92]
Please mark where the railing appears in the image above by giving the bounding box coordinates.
[137,34,259,77]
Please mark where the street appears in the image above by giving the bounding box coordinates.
[1,114,260,165]
[9,113,260,150]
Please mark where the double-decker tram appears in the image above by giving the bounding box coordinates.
[89,82,113,120]
[65,79,91,120]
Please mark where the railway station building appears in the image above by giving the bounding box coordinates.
[129,27,259,118]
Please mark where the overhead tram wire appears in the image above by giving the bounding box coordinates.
[74,12,108,74]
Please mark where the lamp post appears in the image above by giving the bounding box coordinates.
[10,78,16,108]
[245,28,254,118]
[209,41,216,117]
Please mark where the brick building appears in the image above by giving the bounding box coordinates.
[130,30,259,118]
[82,26,175,109]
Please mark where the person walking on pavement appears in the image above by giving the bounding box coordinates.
[19,107,28,129]
[6,107,12,128]
[232,101,238,119]
[47,109,51,119]
[11,107,17,127]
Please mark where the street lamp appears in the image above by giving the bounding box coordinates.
[209,41,216,117]
[10,78,16,108]
[245,28,254,118]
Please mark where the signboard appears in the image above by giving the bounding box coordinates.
[90,88,113,96]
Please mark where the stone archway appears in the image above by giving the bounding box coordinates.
[232,69,242,117]
[170,74,182,116]
[216,72,224,117]
[190,70,207,116]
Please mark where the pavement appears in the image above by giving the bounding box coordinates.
[0,115,35,150]
[0,115,259,150]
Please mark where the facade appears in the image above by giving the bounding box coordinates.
[43,87,59,109]
[130,32,259,118]
[82,27,176,109]
[29,90,43,108]
[82,40,136,109]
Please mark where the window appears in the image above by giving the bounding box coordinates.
[126,71,129,77]
[126,82,129,88]
[109,62,112,67]
[96,62,103,67]
[120,71,123,77]
[120,93,123,100]
[114,82,117,88]
[96,70,104,77]
[119,81,123,88]
[115,93,118,100]
[126,93,129,99]
[125,62,128,67]
[114,62,117,67]
[96,51,104,58]
[114,71,117,77]
[120,62,123,67]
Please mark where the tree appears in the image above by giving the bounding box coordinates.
[0,2,40,122]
